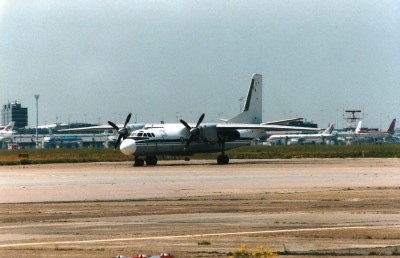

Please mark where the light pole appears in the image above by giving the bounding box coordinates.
[34,95,40,149]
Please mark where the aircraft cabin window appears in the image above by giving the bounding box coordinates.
[151,133,155,137]
[137,133,143,137]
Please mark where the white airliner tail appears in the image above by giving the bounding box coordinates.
[355,121,362,133]
[227,73,262,124]
[321,123,335,134]
[0,121,15,141]
[1,122,15,133]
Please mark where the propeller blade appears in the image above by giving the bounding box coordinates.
[114,134,123,149]
[119,128,129,139]
[124,113,132,128]
[179,119,192,130]
[109,113,134,149]
[181,113,206,150]
[108,121,119,131]
[184,134,195,150]
[196,113,205,128]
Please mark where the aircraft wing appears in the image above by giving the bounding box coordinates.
[261,117,304,125]
[59,124,145,132]
[58,125,114,132]
[216,123,320,131]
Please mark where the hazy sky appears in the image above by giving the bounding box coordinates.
[0,0,399,129]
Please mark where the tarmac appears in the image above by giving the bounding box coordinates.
[0,158,399,257]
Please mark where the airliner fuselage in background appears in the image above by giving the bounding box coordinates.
[267,123,336,145]
[355,119,396,140]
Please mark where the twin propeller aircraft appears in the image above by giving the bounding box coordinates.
[102,74,318,166]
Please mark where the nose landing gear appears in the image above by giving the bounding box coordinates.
[133,156,157,166]
[134,157,144,167]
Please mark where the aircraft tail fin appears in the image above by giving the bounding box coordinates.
[48,128,54,136]
[321,123,335,134]
[355,121,362,133]
[227,74,262,124]
[1,122,15,132]
[388,118,396,134]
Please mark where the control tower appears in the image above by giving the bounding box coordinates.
[344,110,361,130]
[1,101,28,129]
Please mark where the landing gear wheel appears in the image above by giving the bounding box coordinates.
[145,156,158,166]
[134,158,144,167]
[217,154,229,165]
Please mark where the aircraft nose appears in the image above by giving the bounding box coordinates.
[119,139,137,155]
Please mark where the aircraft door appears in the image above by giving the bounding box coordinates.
[160,130,167,139]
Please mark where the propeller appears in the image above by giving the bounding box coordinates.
[179,113,208,149]
[108,113,132,149]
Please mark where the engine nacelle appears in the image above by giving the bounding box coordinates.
[217,130,240,142]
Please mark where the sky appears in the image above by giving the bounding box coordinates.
[0,0,399,129]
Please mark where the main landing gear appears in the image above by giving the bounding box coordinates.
[135,155,229,166]
[216,139,229,165]
[217,153,229,165]
[134,156,157,166]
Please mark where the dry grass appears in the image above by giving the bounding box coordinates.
[2,144,400,165]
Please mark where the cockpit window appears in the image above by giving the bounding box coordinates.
[131,131,156,139]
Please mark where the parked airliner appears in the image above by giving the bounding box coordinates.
[355,119,396,141]
[110,74,319,166]
[267,124,336,145]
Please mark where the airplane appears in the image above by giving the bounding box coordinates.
[355,119,396,142]
[0,122,15,142]
[267,123,336,145]
[58,120,145,147]
[43,128,83,148]
[110,74,319,166]
[335,120,363,144]
[59,121,145,134]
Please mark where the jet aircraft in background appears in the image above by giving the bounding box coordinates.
[336,121,362,144]
[59,119,145,145]
[355,119,396,141]
[60,122,144,133]
[267,123,336,145]
[110,74,319,166]
[0,122,15,142]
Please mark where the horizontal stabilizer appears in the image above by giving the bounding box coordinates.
[217,123,320,132]
[262,117,304,125]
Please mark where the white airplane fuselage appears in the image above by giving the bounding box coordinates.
[0,133,13,141]
[354,119,396,141]
[267,124,335,145]
[268,134,335,145]
[120,123,264,156]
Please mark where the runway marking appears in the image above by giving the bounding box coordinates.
[1,225,399,248]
